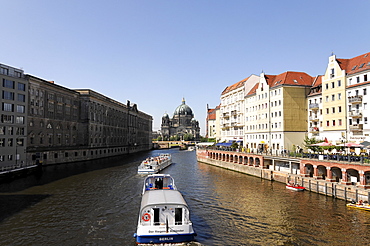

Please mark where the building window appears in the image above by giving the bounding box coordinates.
[2,103,13,112]
[364,89,367,96]
[338,106,342,113]
[17,83,26,91]
[332,107,335,113]
[2,79,14,88]
[357,77,360,83]
[1,115,13,123]
[326,121,330,127]
[338,80,341,87]
[365,117,368,124]
[17,94,25,102]
[338,93,341,100]
[326,108,329,114]
[339,119,342,126]
[16,116,24,124]
[325,83,329,90]
[1,68,9,75]
[3,91,14,100]
[16,105,25,113]
[332,120,335,126]
[331,82,335,88]
[332,94,335,101]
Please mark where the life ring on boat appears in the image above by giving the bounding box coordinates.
[142,213,151,222]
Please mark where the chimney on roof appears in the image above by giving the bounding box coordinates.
[49,81,54,84]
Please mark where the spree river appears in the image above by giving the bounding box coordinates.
[1,149,370,246]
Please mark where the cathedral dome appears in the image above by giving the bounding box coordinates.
[174,98,193,116]
[162,112,169,118]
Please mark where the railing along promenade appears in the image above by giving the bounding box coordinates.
[197,146,370,202]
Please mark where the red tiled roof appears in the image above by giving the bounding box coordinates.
[267,71,314,88]
[246,82,259,96]
[312,75,323,87]
[221,77,249,95]
[337,52,370,75]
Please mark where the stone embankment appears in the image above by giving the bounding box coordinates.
[197,149,370,203]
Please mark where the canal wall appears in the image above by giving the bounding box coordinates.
[197,154,370,203]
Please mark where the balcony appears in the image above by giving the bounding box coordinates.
[348,95,362,104]
[231,110,237,116]
[310,127,319,133]
[349,124,363,131]
[349,110,362,118]
[222,112,230,118]
[309,115,319,122]
[309,103,319,110]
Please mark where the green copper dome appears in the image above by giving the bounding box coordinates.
[174,98,193,116]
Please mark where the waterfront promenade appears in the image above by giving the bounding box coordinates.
[197,148,370,202]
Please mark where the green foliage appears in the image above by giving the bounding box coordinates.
[183,133,194,141]
[231,142,239,149]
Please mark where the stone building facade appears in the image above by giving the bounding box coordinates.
[24,76,152,166]
[0,63,28,167]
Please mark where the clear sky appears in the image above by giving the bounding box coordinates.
[1,0,369,135]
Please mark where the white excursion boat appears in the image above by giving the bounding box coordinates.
[137,153,172,174]
[286,182,305,191]
[134,174,197,244]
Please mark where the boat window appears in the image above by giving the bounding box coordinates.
[175,208,182,225]
[153,208,160,225]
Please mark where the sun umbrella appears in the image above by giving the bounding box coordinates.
[360,141,370,148]
[310,142,334,146]
[340,142,363,148]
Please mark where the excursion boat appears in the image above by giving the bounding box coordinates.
[286,183,305,191]
[134,174,197,244]
[346,201,370,211]
[137,154,172,174]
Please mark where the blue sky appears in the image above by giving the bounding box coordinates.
[1,0,370,134]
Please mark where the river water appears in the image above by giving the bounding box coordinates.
[0,149,370,246]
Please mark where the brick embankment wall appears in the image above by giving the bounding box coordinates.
[197,155,370,202]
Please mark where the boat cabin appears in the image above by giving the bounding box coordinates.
[142,174,176,194]
[139,189,191,228]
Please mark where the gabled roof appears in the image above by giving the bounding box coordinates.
[245,71,314,97]
[267,71,314,88]
[246,82,259,97]
[221,77,248,95]
[308,75,323,96]
[337,52,370,75]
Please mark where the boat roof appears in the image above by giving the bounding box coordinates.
[140,190,188,211]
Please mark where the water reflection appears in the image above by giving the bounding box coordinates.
[0,149,369,245]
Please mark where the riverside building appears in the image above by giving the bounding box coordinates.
[0,63,28,167]
[244,72,313,153]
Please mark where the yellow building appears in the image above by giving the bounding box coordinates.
[321,54,347,142]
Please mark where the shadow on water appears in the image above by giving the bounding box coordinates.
[0,194,51,222]
[0,151,152,193]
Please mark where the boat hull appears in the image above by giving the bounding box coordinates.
[135,233,196,244]
[346,203,370,211]
[286,185,305,191]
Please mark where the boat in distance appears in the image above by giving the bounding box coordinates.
[134,174,197,244]
[286,182,305,191]
[137,153,172,174]
[346,200,370,211]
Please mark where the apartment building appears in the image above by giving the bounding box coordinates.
[206,104,220,141]
[307,76,323,139]
[219,74,259,143]
[345,52,370,143]
[244,72,313,153]
[0,63,28,167]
